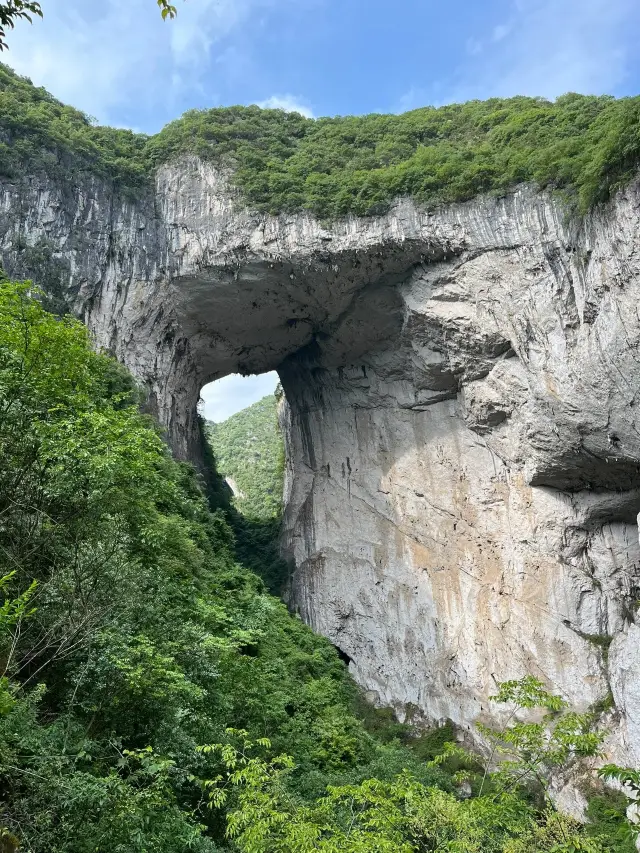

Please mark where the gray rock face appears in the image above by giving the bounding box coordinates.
[2,157,640,764]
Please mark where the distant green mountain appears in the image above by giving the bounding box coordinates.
[205,394,285,522]
[205,393,288,593]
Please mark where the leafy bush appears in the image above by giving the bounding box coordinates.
[584,791,636,852]
[199,729,609,853]
[0,64,148,190]
[204,395,289,593]
[0,279,444,849]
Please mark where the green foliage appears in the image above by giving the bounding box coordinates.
[0,1,42,51]
[205,394,290,592]
[409,722,460,764]
[145,93,640,216]
[2,65,640,216]
[201,730,603,853]
[206,395,284,522]
[584,791,637,852]
[198,414,234,512]
[0,279,445,849]
[479,678,604,798]
[0,63,150,189]
[195,683,636,852]
[597,765,640,846]
[599,765,640,792]
[590,691,615,716]
[7,237,72,315]
[233,515,290,595]
[157,0,180,20]
[351,695,413,744]
[351,697,458,765]
[0,571,36,632]
[474,678,633,852]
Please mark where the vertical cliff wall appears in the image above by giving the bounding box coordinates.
[2,158,640,765]
[279,207,640,765]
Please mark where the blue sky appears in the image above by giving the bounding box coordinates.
[6,0,640,419]
[199,372,279,422]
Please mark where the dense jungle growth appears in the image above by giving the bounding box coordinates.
[1,62,640,217]
[0,279,637,851]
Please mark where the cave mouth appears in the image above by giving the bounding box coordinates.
[333,645,354,666]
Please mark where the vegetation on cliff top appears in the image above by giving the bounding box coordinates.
[1,278,635,851]
[1,62,640,216]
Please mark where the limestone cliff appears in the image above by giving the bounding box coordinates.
[2,157,640,766]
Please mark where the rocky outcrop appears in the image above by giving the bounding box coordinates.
[2,157,640,765]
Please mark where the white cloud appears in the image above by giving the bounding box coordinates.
[199,372,279,422]
[399,0,640,112]
[256,94,314,117]
[466,37,483,56]
[492,23,511,42]
[396,85,439,113]
[4,0,309,129]
[169,0,249,67]
[6,0,181,125]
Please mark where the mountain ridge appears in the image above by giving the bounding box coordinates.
[2,61,640,218]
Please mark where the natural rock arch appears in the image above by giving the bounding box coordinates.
[2,156,640,765]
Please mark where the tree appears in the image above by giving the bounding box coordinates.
[157,0,180,20]
[0,0,180,50]
[598,766,640,844]
[200,711,611,853]
[477,676,604,801]
[0,1,41,50]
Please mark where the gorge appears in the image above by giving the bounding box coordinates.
[3,144,640,780]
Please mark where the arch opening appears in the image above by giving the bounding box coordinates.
[200,370,290,596]
[199,371,280,423]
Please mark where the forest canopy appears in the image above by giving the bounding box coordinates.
[0,62,639,216]
[204,394,288,595]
